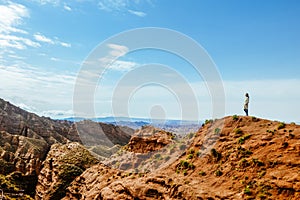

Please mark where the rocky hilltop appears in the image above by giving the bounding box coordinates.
[65,116,299,199]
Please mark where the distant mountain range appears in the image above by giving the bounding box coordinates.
[64,116,202,133]
[65,116,201,127]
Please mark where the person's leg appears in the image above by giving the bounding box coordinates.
[244,109,248,116]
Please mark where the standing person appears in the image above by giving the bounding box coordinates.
[244,93,249,116]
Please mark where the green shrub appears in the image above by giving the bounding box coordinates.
[58,164,83,182]
[215,170,223,176]
[189,148,195,154]
[183,169,188,176]
[234,128,243,135]
[278,122,285,130]
[244,186,252,195]
[239,158,249,167]
[214,128,221,134]
[232,115,239,121]
[177,160,195,173]
[205,119,213,124]
[211,148,222,161]
[188,163,195,170]
[199,171,206,176]
[252,158,265,167]
[237,146,252,158]
[238,134,251,144]
[187,154,193,159]
[180,160,189,168]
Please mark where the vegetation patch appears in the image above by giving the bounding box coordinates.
[0,171,36,199]
[214,128,221,135]
[234,128,243,135]
[244,185,252,195]
[205,119,213,125]
[176,160,195,175]
[211,148,222,161]
[215,169,223,176]
[238,134,251,144]
[251,116,259,122]
[239,158,250,168]
[237,146,252,158]
[199,171,206,176]
[252,158,265,167]
[277,122,285,130]
[0,159,15,175]
[232,115,239,121]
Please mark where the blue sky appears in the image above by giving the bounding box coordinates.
[0,0,299,122]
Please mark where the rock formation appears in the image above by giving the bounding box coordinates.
[0,98,134,199]
[35,142,98,200]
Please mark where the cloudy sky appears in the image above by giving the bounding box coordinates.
[0,0,299,122]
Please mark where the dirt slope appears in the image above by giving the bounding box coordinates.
[65,116,300,200]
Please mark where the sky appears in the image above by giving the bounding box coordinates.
[0,0,299,122]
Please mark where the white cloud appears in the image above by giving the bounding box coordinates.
[128,9,146,17]
[63,4,72,11]
[33,32,71,47]
[0,33,41,49]
[34,33,54,44]
[0,2,40,50]
[0,1,29,34]
[98,0,147,17]
[107,43,128,56]
[29,0,60,6]
[95,43,138,71]
[98,0,127,11]
[50,57,60,61]
[60,41,71,47]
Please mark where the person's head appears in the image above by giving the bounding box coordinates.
[245,93,249,97]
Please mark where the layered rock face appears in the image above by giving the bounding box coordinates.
[0,98,80,177]
[126,125,174,153]
[0,98,134,199]
[0,98,80,144]
[65,116,300,200]
[35,142,98,200]
[0,131,47,175]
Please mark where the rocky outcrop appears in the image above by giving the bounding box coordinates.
[35,142,98,200]
[65,116,300,199]
[0,131,48,175]
[126,125,174,153]
[102,125,188,173]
